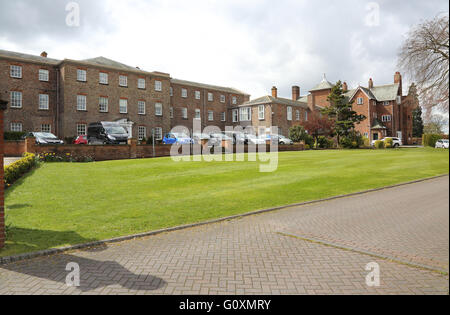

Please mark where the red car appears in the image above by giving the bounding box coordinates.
[73,135,88,145]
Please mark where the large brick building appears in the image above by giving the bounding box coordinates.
[1,49,417,144]
[0,49,249,141]
[232,74,418,143]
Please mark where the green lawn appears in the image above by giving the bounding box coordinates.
[2,148,449,257]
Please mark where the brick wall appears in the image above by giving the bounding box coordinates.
[0,104,5,249]
[4,141,26,157]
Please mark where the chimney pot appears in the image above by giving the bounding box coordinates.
[40,51,48,58]
[271,86,278,98]
[292,86,300,101]
[368,78,374,89]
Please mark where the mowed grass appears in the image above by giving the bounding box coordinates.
[2,148,449,257]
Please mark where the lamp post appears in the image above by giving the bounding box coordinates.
[0,99,7,249]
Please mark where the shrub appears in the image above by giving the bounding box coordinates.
[289,126,314,147]
[385,138,394,148]
[38,152,94,163]
[317,136,333,149]
[4,131,26,141]
[340,132,364,149]
[422,134,442,147]
[4,153,38,187]
[374,140,385,149]
[304,144,311,150]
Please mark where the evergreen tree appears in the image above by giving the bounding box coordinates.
[412,106,424,137]
[321,81,366,146]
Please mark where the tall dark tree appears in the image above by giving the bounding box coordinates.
[321,81,366,146]
[412,106,424,137]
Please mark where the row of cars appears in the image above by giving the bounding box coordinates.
[162,132,294,146]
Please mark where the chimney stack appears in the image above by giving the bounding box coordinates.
[292,86,300,101]
[342,82,348,93]
[271,86,278,98]
[368,78,374,89]
[40,51,48,58]
[394,71,403,94]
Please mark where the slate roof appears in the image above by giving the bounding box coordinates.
[0,49,60,65]
[81,56,139,71]
[310,77,334,92]
[345,84,400,102]
[372,119,387,129]
[171,78,250,96]
[238,95,309,109]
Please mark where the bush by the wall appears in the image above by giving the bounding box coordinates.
[374,140,385,149]
[422,134,442,147]
[304,144,311,150]
[317,136,333,149]
[4,153,38,187]
[385,138,394,148]
[340,132,364,149]
[4,131,26,141]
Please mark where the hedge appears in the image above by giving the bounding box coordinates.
[374,140,385,149]
[422,134,443,147]
[385,138,394,148]
[4,131,26,141]
[4,153,38,187]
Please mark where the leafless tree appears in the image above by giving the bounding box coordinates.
[399,14,449,118]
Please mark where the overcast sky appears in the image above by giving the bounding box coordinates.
[0,0,448,99]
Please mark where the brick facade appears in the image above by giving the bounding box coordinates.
[0,50,250,141]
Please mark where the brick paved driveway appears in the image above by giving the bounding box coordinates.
[0,176,448,295]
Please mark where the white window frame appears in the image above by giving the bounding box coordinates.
[357,97,364,105]
[39,69,49,82]
[170,107,174,119]
[287,106,293,121]
[208,93,214,102]
[382,115,392,122]
[138,100,146,115]
[77,95,87,111]
[195,109,201,120]
[181,107,188,119]
[383,101,390,106]
[99,72,108,85]
[119,75,128,87]
[181,88,188,98]
[39,94,49,110]
[296,110,301,121]
[138,126,147,140]
[154,127,163,140]
[232,96,237,105]
[155,80,162,92]
[10,122,23,132]
[220,95,226,103]
[258,105,265,120]
[208,111,214,121]
[77,124,87,136]
[195,91,201,100]
[10,65,22,78]
[77,69,87,82]
[10,91,23,108]
[119,99,128,114]
[221,112,226,122]
[239,107,251,122]
[99,97,109,113]
[41,124,51,133]
[155,102,163,116]
[138,78,146,89]
[232,109,239,123]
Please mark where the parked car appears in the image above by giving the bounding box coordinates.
[192,133,210,144]
[223,131,246,145]
[268,134,293,145]
[25,132,64,145]
[371,137,403,148]
[88,122,129,145]
[209,133,233,147]
[245,134,266,145]
[73,135,88,145]
[435,139,449,149]
[163,132,194,145]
